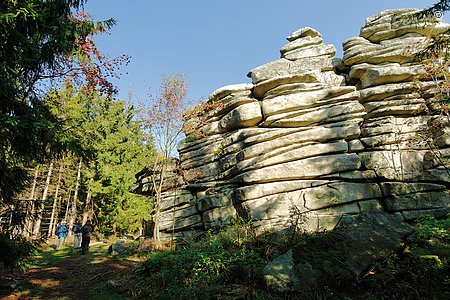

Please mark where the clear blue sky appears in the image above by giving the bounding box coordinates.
[85,0,444,104]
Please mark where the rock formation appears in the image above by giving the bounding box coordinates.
[132,9,450,243]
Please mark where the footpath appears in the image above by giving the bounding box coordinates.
[0,242,139,299]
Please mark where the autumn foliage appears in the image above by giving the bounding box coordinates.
[65,11,130,95]
[138,74,191,241]
[140,74,190,155]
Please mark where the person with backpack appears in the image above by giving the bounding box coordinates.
[55,222,67,250]
[80,220,94,254]
[72,221,82,249]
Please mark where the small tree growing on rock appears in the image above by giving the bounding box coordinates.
[139,74,190,241]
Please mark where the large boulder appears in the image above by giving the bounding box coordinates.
[335,213,414,275]
[263,250,301,292]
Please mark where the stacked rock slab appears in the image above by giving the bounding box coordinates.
[131,159,203,240]
[132,9,449,241]
[342,8,450,220]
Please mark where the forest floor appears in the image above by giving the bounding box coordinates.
[0,242,141,300]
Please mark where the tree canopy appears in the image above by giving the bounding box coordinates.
[0,0,119,204]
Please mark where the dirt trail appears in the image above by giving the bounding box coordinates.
[0,243,140,299]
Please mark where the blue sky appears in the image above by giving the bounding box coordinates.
[85,0,444,104]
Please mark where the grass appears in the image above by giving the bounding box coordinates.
[131,216,449,299]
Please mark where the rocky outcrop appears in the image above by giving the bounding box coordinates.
[132,9,449,247]
[262,212,414,292]
[132,159,203,240]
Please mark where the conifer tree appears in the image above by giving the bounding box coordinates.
[45,85,154,235]
[414,1,450,59]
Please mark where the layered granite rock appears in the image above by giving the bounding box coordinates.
[132,9,449,242]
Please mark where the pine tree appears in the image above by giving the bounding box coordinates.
[413,1,450,59]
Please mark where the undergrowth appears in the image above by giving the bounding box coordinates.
[130,215,449,299]
[132,219,266,299]
[0,233,36,271]
[332,215,449,299]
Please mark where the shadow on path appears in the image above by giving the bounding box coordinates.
[0,243,140,299]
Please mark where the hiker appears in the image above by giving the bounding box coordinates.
[72,220,82,249]
[80,220,94,254]
[55,222,67,250]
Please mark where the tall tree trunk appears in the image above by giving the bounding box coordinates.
[68,157,82,236]
[32,161,54,238]
[152,156,165,242]
[64,191,71,223]
[82,178,93,224]
[25,165,39,238]
[153,193,161,241]
[48,162,63,237]
[50,195,61,238]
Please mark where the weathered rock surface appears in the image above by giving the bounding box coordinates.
[132,9,450,277]
[335,213,414,275]
[108,239,136,256]
[261,212,414,292]
[263,250,301,292]
[248,58,333,84]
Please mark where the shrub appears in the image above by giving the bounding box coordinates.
[415,215,450,241]
[130,216,450,299]
[0,233,36,271]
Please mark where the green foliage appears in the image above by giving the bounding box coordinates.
[211,217,256,247]
[127,215,450,299]
[0,233,36,271]
[343,246,449,299]
[0,0,115,204]
[409,215,449,272]
[415,215,450,241]
[91,282,125,300]
[45,86,154,235]
[135,225,265,299]
[84,97,153,235]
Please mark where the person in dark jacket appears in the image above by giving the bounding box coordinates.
[80,220,93,254]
